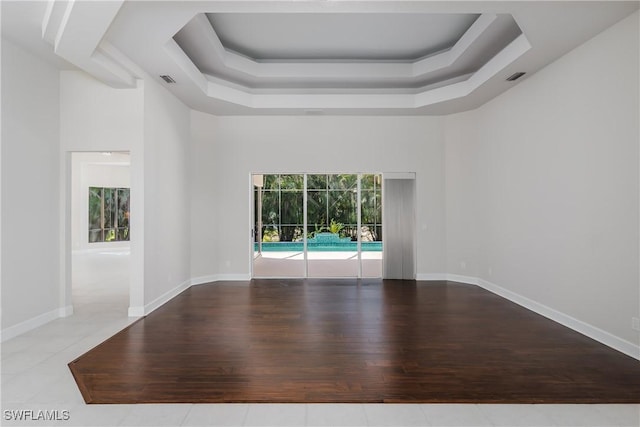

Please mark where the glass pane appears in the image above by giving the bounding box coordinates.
[306,191,327,229]
[117,188,130,227]
[105,228,116,242]
[361,174,383,277]
[261,191,279,226]
[280,174,303,190]
[253,188,259,243]
[307,174,327,190]
[261,226,279,242]
[103,188,116,229]
[88,187,102,231]
[328,190,356,225]
[308,174,358,278]
[361,173,382,190]
[280,226,304,243]
[117,228,129,241]
[361,174,374,190]
[89,229,103,243]
[263,174,280,190]
[360,190,380,224]
[374,225,383,242]
[280,191,303,225]
[253,173,305,278]
[328,174,357,191]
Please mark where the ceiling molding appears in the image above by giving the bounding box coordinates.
[41,0,67,45]
[413,13,497,76]
[4,0,635,115]
[177,12,499,80]
[41,0,137,88]
[166,10,529,110]
[191,33,531,110]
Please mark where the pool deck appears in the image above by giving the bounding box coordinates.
[254,251,382,260]
[253,251,382,277]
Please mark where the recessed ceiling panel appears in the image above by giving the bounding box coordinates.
[173,13,522,91]
[206,13,480,61]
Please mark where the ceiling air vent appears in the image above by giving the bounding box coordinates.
[160,75,176,83]
[506,72,526,81]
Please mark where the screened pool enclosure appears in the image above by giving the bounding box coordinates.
[252,174,383,278]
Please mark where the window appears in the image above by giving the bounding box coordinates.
[254,174,382,244]
[255,174,304,243]
[88,187,130,243]
[252,173,383,278]
[307,174,358,239]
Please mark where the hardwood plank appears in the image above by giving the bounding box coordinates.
[68,280,640,403]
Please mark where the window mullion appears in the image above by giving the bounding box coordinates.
[100,188,105,241]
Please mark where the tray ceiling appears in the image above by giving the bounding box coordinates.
[174,13,523,91]
[205,13,480,62]
[2,1,638,115]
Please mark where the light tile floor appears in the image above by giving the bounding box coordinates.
[1,250,639,426]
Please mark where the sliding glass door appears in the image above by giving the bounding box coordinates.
[360,174,383,278]
[307,174,359,277]
[253,174,305,277]
[252,173,382,278]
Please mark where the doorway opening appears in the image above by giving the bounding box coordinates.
[252,173,383,278]
[70,152,131,317]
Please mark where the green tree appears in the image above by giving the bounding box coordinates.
[255,173,382,243]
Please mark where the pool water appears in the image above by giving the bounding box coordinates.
[255,241,382,252]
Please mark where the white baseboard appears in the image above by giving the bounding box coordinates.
[190,274,220,286]
[1,307,60,342]
[128,306,145,317]
[140,278,192,317]
[59,305,74,317]
[128,275,252,316]
[191,274,251,286]
[216,274,251,281]
[476,278,640,361]
[445,274,479,285]
[416,273,448,281]
[416,273,478,285]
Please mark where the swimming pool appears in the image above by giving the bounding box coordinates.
[255,241,382,252]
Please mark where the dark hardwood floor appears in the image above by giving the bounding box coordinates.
[69,280,640,404]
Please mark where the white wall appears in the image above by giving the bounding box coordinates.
[445,109,483,280]
[1,39,61,335]
[190,114,446,280]
[446,11,640,350]
[3,7,637,359]
[60,70,145,313]
[60,72,144,152]
[71,152,130,251]
[61,71,191,314]
[142,78,191,306]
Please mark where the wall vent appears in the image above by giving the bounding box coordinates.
[506,72,526,81]
[160,75,176,83]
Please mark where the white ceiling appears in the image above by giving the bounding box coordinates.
[2,1,638,116]
[174,13,522,91]
[205,13,481,61]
